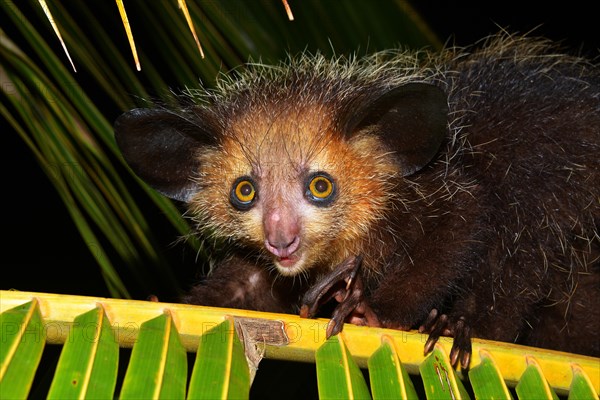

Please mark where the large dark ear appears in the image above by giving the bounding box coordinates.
[114,108,215,202]
[344,83,448,176]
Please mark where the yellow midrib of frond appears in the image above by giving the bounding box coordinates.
[1,289,598,395]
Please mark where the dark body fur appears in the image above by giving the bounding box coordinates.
[116,35,600,358]
[350,40,600,355]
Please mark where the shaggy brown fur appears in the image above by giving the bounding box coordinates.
[114,34,599,365]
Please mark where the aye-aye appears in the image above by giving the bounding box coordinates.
[115,34,600,368]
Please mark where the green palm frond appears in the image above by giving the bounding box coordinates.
[47,307,118,399]
[120,312,188,398]
[1,291,599,399]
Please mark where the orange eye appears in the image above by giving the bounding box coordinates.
[306,173,335,205]
[231,177,256,210]
[235,180,255,202]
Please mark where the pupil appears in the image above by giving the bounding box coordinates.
[240,183,253,196]
[315,179,328,193]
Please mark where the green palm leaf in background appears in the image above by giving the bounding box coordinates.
[1,0,436,299]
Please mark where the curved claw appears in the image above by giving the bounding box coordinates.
[325,270,368,338]
[300,256,362,319]
[423,312,449,354]
[449,318,472,369]
[300,255,377,338]
[420,310,473,370]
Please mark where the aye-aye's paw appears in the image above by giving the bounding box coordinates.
[419,308,472,369]
[299,255,381,338]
